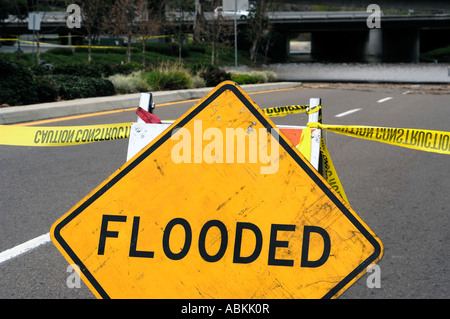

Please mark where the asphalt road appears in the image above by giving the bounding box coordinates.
[0,83,448,300]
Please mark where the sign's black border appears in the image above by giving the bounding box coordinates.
[53,83,382,299]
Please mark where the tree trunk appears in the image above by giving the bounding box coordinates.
[127,35,132,63]
[36,31,40,64]
[211,41,215,65]
[88,32,92,62]
[142,37,147,65]
[193,0,205,44]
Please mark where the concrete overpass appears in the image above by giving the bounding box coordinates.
[282,0,450,11]
[1,10,450,63]
[265,11,450,62]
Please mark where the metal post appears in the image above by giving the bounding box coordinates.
[32,15,35,62]
[137,93,154,124]
[308,98,322,124]
[308,98,324,177]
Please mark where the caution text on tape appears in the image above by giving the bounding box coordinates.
[0,104,312,147]
[0,123,132,147]
[262,105,309,117]
[309,123,450,155]
[2,106,449,154]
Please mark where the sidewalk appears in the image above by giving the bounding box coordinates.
[267,63,450,84]
[0,82,301,125]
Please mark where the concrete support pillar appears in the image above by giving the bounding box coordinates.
[382,28,420,63]
[365,28,383,62]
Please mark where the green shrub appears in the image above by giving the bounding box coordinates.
[108,71,150,94]
[231,73,259,85]
[75,46,138,55]
[249,70,277,83]
[145,43,189,57]
[142,62,193,91]
[29,62,51,76]
[51,75,96,99]
[34,77,59,103]
[188,44,207,54]
[45,74,115,100]
[228,70,278,85]
[192,75,206,88]
[187,63,214,74]
[199,66,231,87]
[53,62,103,78]
[51,61,146,78]
[203,69,231,87]
[45,48,74,56]
[90,61,114,77]
[109,62,145,75]
[143,70,192,90]
[0,55,38,106]
[90,78,116,97]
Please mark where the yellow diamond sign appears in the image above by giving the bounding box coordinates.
[51,81,383,299]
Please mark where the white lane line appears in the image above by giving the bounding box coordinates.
[377,97,393,103]
[335,108,361,118]
[0,233,50,265]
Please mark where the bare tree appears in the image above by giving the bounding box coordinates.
[165,0,195,63]
[247,0,272,63]
[205,0,234,65]
[147,0,166,33]
[67,0,107,62]
[193,0,206,44]
[104,0,138,63]
[27,0,41,63]
[136,0,161,65]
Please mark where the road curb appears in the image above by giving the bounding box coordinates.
[0,82,302,125]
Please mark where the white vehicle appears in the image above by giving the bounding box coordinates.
[213,6,250,19]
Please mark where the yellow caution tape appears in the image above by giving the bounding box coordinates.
[2,107,448,157]
[295,122,348,204]
[309,123,450,155]
[306,104,322,116]
[0,103,308,147]
[0,123,132,147]
[320,137,349,205]
[262,105,309,117]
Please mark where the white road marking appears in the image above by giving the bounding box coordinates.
[0,233,50,264]
[377,97,393,103]
[335,108,361,118]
